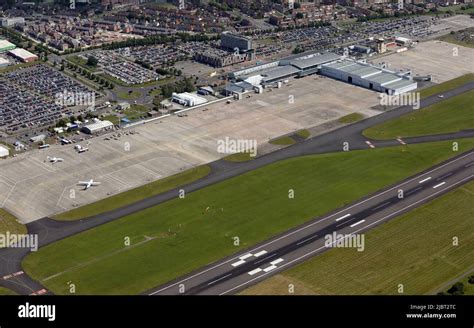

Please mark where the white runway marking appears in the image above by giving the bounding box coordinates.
[350,220,366,228]
[239,253,253,260]
[419,177,432,183]
[248,268,262,276]
[231,260,246,267]
[433,182,446,189]
[208,273,232,286]
[296,234,319,245]
[335,214,351,221]
[372,201,391,211]
[270,258,284,265]
[263,265,277,272]
[254,250,268,257]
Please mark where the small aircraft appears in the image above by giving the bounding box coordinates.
[77,179,101,190]
[46,156,64,164]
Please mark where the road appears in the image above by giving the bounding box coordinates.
[148,150,473,295]
[0,81,472,295]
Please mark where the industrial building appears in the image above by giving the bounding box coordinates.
[8,48,38,62]
[320,59,417,95]
[0,145,9,158]
[81,120,114,134]
[171,92,208,107]
[0,39,16,53]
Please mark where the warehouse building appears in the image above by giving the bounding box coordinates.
[0,145,9,158]
[320,59,417,95]
[82,120,114,134]
[8,48,38,62]
[171,92,208,107]
[0,39,16,53]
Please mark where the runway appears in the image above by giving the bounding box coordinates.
[148,150,473,295]
[0,81,473,295]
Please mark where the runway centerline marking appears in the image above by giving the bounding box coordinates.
[433,182,446,189]
[207,273,232,286]
[419,177,432,183]
[335,214,351,221]
[372,201,391,211]
[296,234,319,245]
[350,220,366,228]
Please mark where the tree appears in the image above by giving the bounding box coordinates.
[447,282,464,295]
[87,55,98,67]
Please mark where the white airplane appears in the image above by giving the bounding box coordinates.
[77,179,101,190]
[46,156,64,163]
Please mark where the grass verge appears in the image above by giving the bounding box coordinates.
[269,136,296,146]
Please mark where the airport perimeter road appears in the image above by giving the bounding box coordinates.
[148,150,474,295]
[0,82,472,295]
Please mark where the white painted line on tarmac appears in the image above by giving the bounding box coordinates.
[350,220,366,228]
[263,265,277,273]
[296,234,319,245]
[254,250,268,257]
[270,258,284,265]
[433,182,446,189]
[248,268,262,276]
[208,273,232,286]
[231,260,246,267]
[419,177,431,183]
[335,214,351,221]
[372,201,391,211]
[239,253,253,260]
[365,141,375,148]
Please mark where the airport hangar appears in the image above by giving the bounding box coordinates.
[226,51,417,96]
